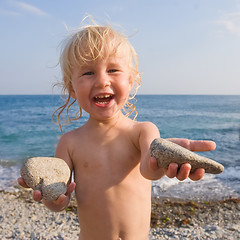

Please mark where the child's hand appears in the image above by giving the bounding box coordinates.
[167,138,215,180]
[41,182,76,212]
[166,162,205,181]
[166,138,216,152]
[18,177,76,210]
[149,159,205,181]
[18,177,43,201]
[147,138,216,181]
[18,176,30,188]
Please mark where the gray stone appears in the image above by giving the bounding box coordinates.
[21,157,71,201]
[150,138,224,174]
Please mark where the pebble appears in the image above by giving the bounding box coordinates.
[150,138,224,174]
[20,157,71,201]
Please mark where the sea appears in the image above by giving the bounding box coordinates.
[0,95,240,201]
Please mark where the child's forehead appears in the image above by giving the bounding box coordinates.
[71,46,130,66]
[74,53,129,69]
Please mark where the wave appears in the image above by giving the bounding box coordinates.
[217,166,240,181]
[152,167,240,200]
[0,158,20,167]
[0,162,20,192]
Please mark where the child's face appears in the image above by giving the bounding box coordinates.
[70,52,133,121]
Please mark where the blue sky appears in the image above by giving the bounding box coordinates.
[0,0,240,95]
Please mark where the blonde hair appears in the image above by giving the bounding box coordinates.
[52,20,141,133]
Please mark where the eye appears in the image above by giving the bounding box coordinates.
[108,69,118,73]
[83,71,94,76]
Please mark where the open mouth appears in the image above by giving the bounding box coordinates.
[93,94,114,105]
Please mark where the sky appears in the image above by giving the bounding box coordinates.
[0,0,240,95]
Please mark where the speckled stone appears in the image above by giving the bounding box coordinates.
[20,157,71,201]
[150,138,224,174]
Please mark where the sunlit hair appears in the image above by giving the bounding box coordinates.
[52,18,141,133]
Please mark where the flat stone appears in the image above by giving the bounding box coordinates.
[150,138,224,174]
[21,157,71,201]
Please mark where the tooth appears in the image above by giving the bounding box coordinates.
[97,101,108,104]
[96,94,111,99]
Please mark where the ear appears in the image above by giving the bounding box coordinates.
[129,75,134,92]
[70,90,76,99]
[69,85,76,99]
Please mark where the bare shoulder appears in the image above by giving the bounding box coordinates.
[132,121,159,136]
[59,125,85,141]
[55,127,83,170]
[130,121,160,150]
[57,128,78,146]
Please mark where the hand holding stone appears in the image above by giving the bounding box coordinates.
[20,157,71,201]
[150,138,224,174]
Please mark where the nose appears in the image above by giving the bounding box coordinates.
[94,71,110,88]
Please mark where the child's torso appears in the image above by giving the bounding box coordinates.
[69,119,152,240]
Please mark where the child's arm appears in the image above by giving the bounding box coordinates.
[139,122,165,180]
[139,122,215,181]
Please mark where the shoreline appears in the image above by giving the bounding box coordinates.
[1,188,240,240]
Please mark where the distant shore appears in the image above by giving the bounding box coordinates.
[1,188,239,240]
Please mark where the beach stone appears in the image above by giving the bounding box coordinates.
[20,157,71,201]
[150,138,224,174]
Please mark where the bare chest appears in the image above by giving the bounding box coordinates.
[72,135,140,174]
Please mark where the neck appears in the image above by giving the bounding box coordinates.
[86,112,126,129]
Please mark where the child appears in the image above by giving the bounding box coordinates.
[19,20,216,240]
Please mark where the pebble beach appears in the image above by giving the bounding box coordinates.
[1,187,239,240]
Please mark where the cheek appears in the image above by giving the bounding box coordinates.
[72,78,90,94]
[71,82,90,105]
[116,80,132,101]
